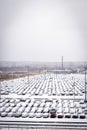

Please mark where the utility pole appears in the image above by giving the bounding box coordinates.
[73,79,75,100]
[72,76,75,100]
[44,65,46,80]
[84,67,87,103]
[0,82,1,100]
[61,56,63,70]
[27,66,29,84]
[56,62,57,78]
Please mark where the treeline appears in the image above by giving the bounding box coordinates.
[0,66,43,72]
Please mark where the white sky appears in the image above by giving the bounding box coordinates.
[0,0,87,62]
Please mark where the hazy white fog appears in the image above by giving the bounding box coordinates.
[0,0,87,62]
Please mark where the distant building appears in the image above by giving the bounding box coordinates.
[48,69,72,74]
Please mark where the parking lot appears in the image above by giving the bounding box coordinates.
[0,73,87,130]
[0,73,85,96]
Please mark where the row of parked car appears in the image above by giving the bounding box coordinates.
[0,98,87,119]
[0,74,85,96]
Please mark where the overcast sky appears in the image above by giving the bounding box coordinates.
[0,0,87,62]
